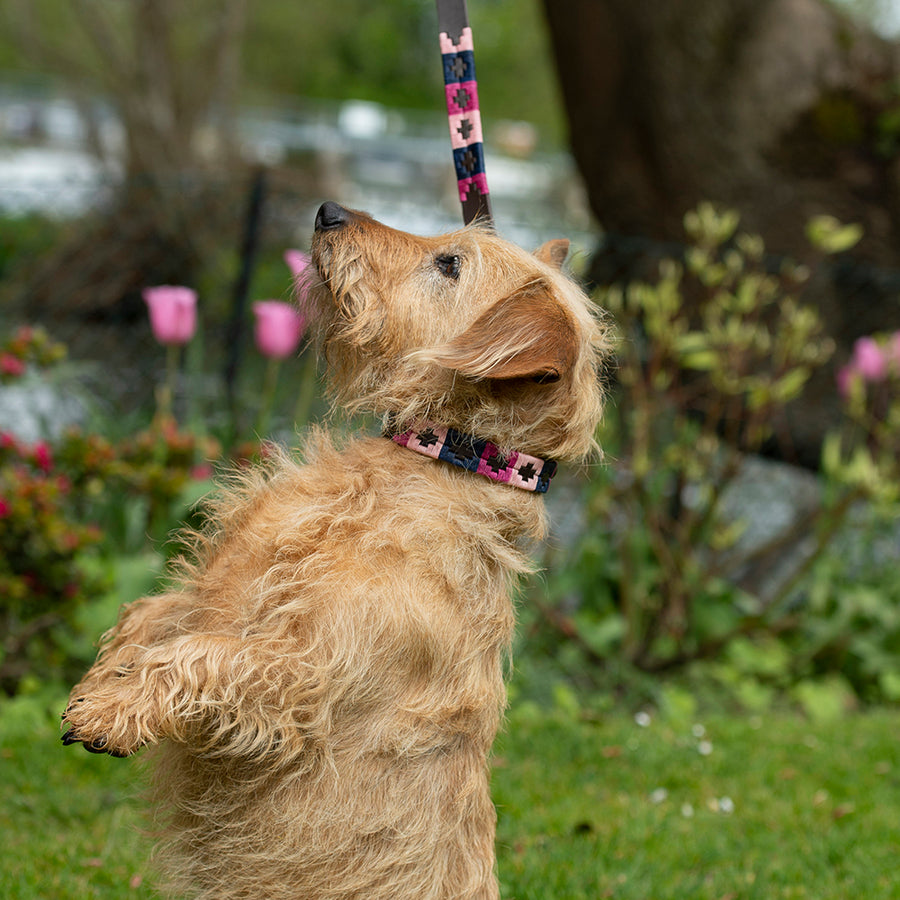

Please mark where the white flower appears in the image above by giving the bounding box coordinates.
[634,711,652,728]
[650,788,668,804]
[697,740,713,756]
[681,803,695,818]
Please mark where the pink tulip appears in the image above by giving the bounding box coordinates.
[143,286,198,346]
[836,363,858,399]
[851,336,887,382]
[284,250,313,319]
[252,301,306,359]
[284,249,310,280]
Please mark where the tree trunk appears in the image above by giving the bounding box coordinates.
[543,0,900,461]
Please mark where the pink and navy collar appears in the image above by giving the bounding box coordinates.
[389,424,557,493]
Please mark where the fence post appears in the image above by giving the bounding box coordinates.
[223,166,267,438]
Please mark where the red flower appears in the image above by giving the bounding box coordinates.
[33,441,53,473]
[1,353,26,377]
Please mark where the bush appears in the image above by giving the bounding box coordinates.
[0,325,233,693]
[0,430,107,694]
[535,204,900,706]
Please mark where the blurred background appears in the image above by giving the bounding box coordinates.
[3,3,900,896]
[2,0,900,699]
[0,0,588,426]
[1,0,900,445]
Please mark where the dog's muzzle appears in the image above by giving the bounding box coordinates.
[315,201,351,232]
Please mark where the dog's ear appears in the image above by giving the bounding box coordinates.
[534,239,570,269]
[427,284,577,383]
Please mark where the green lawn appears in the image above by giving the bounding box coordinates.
[3,689,899,899]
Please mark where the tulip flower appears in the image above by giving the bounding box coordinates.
[851,336,887,382]
[285,249,314,320]
[142,285,198,422]
[284,251,321,432]
[284,249,310,281]
[252,300,308,437]
[142,286,198,346]
[836,363,858,400]
[252,301,306,360]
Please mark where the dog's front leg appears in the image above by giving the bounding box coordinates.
[63,614,315,760]
[62,627,249,757]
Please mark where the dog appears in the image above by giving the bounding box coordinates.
[62,202,608,899]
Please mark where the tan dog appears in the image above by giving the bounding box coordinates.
[62,203,608,899]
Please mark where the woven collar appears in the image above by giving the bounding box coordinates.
[389,424,557,493]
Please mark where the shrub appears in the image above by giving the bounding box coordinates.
[0,310,285,694]
[0,325,67,384]
[0,430,107,695]
[536,204,900,705]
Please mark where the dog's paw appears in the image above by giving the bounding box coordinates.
[61,717,131,757]
[60,681,157,758]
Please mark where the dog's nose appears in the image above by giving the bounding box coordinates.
[315,201,350,232]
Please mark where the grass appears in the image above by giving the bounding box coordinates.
[3,689,900,899]
[495,705,900,899]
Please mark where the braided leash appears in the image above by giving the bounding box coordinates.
[436,0,493,226]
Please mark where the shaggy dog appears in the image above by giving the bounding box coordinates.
[62,202,608,899]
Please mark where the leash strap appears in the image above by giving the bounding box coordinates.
[436,0,493,226]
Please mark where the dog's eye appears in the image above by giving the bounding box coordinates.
[435,254,461,280]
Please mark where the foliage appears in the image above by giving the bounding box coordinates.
[0,324,67,383]
[0,414,230,696]
[0,215,66,283]
[0,429,107,695]
[0,325,229,694]
[0,0,565,145]
[536,204,900,705]
[4,684,900,899]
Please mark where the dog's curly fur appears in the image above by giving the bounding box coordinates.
[62,204,609,899]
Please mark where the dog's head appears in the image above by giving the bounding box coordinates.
[306,202,609,460]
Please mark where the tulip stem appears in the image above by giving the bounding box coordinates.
[255,356,281,437]
[155,343,180,423]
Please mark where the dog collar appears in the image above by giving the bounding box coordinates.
[389,424,557,493]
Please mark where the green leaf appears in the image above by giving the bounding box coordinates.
[681,350,719,371]
[805,215,863,254]
[772,368,810,403]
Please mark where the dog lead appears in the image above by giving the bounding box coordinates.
[436,0,493,227]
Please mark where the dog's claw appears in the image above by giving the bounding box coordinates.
[61,728,130,757]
